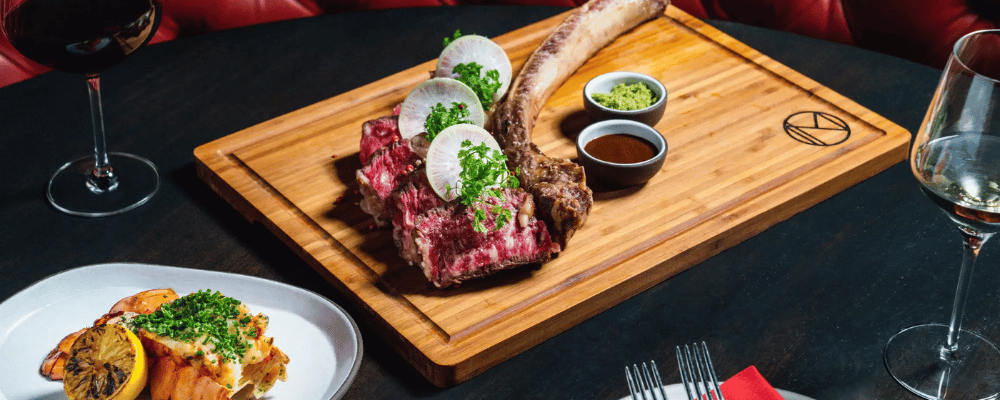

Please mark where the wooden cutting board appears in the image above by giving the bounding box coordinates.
[194,6,910,387]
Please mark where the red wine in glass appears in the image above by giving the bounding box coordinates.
[2,0,161,216]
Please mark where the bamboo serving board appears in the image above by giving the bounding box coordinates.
[195,6,909,386]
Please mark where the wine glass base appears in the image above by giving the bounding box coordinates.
[885,323,1000,400]
[46,152,159,217]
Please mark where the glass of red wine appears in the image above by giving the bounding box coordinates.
[885,29,1000,400]
[1,0,161,216]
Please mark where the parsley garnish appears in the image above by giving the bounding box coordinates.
[425,102,472,141]
[443,29,463,47]
[126,290,257,364]
[446,140,519,232]
[453,62,502,110]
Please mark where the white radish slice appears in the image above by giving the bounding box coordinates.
[398,78,486,140]
[425,123,502,201]
[435,35,513,105]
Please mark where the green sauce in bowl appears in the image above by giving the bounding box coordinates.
[591,82,657,111]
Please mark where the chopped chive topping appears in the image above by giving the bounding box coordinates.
[126,290,257,363]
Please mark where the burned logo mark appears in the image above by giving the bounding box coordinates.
[783,111,850,146]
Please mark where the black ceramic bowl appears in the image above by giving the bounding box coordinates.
[576,119,667,188]
[583,71,667,127]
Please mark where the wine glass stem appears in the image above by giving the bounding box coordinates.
[944,229,993,360]
[85,73,118,193]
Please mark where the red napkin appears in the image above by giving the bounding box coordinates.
[719,366,785,400]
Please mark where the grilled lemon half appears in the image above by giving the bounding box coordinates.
[63,323,148,400]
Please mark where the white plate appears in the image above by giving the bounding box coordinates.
[619,383,814,400]
[0,263,362,400]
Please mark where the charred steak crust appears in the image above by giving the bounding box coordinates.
[490,0,667,247]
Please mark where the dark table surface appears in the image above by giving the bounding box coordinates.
[0,5,984,400]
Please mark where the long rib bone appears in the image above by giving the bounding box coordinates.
[491,0,667,246]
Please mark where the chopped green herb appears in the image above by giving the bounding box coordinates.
[125,289,258,364]
[425,102,472,141]
[453,62,502,110]
[446,140,519,232]
[443,29,463,47]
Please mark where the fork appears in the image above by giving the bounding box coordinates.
[676,342,725,400]
[625,360,668,400]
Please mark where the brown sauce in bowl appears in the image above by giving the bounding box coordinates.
[583,133,658,164]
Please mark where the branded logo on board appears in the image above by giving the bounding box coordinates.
[783,111,850,146]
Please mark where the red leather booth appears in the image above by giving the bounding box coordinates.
[2,0,998,88]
